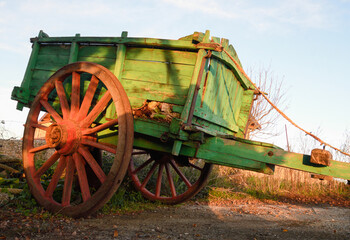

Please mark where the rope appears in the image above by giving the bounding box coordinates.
[221,48,350,157]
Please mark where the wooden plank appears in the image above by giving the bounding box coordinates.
[114,44,126,79]
[32,69,56,82]
[78,45,117,59]
[122,69,193,87]
[22,44,41,86]
[125,47,197,65]
[221,38,229,49]
[199,57,219,115]
[219,66,237,126]
[68,34,80,63]
[233,87,244,123]
[105,44,127,120]
[33,36,198,50]
[193,117,235,136]
[35,54,70,71]
[77,56,115,71]
[193,108,239,132]
[134,119,170,139]
[204,36,222,114]
[237,90,255,138]
[128,96,148,108]
[228,44,242,67]
[38,45,71,56]
[180,30,210,123]
[122,79,188,105]
[216,62,231,118]
[212,62,225,116]
[123,59,194,77]
[181,138,268,172]
[211,51,250,89]
[193,55,239,132]
[224,68,243,124]
[202,137,350,180]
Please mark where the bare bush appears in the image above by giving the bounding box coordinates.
[246,66,288,140]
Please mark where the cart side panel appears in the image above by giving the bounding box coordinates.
[77,45,118,72]
[12,44,71,109]
[120,47,197,108]
[190,39,255,138]
[237,90,255,138]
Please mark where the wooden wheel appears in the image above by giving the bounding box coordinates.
[22,62,134,217]
[128,151,212,204]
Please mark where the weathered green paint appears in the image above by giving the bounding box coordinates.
[114,44,126,79]
[12,30,350,182]
[13,36,40,110]
[125,47,197,66]
[105,42,127,120]
[188,34,252,136]
[68,34,80,63]
[236,90,255,138]
[180,30,210,123]
[183,137,350,180]
[32,36,198,50]
[171,140,183,156]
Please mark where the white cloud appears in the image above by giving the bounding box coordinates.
[163,0,335,31]
[19,1,114,17]
[0,42,28,54]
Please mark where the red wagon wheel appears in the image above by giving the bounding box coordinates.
[22,62,133,217]
[128,151,212,204]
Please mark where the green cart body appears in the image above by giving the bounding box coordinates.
[11,30,350,217]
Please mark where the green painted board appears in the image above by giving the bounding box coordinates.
[125,47,197,65]
[78,45,117,59]
[121,79,189,105]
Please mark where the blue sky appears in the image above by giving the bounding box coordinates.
[0,0,349,152]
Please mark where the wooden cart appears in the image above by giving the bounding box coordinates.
[11,30,350,217]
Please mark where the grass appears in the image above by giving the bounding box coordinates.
[2,159,350,218]
[204,165,350,206]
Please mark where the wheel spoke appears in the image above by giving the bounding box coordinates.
[76,75,99,121]
[141,162,158,189]
[78,147,106,183]
[73,153,91,202]
[82,118,118,136]
[188,162,203,171]
[165,163,177,197]
[23,61,134,217]
[30,123,48,131]
[170,159,192,188]
[40,100,63,123]
[81,138,116,154]
[29,144,50,153]
[155,164,164,197]
[45,156,67,198]
[62,155,75,206]
[132,157,153,174]
[55,80,70,120]
[80,91,112,128]
[70,72,80,119]
[35,152,60,178]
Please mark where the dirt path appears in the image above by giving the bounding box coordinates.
[1,201,350,240]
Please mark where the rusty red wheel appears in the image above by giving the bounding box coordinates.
[22,62,133,217]
[128,151,212,204]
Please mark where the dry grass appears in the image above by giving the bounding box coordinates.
[206,165,350,206]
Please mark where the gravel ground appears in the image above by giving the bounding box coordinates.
[1,201,350,240]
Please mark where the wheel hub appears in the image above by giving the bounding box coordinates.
[45,121,82,155]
